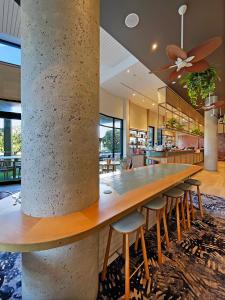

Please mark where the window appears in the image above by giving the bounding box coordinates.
[99,114,123,160]
[0,41,21,65]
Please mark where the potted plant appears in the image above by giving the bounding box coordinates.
[176,122,185,131]
[181,67,220,106]
[191,128,204,136]
[166,117,177,128]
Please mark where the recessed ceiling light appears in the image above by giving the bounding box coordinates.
[126,69,130,73]
[152,103,155,106]
[151,43,158,51]
[132,93,136,96]
[125,13,139,28]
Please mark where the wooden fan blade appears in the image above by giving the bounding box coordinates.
[213,100,225,109]
[149,64,174,74]
[188,36,223,63]
[168,69,185,81]
[186,59,209,73]
[201,100,225,111]
[166,45,187,61]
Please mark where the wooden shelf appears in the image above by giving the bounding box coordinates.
[0,164,202,252]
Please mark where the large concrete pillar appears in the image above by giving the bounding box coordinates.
[21,1,99,299]
[204,96,218,171]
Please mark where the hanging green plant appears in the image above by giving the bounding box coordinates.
[175,123,185,130]
[191,128,204,136]
[166,117,177,128]
[180,67,220,106]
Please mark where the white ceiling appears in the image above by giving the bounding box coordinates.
[100,28,166,111]
[0,0,20,44]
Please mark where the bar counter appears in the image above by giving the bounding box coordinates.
[0,164,202,254]
[147,150,203,164]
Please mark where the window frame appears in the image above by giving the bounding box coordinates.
[99,113,123,159]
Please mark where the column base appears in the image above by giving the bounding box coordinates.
[22,234,99,300]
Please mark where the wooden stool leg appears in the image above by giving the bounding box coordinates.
[165,196,169,215]
[169,197,174,217]
[156,210,162,264]
[189,190,195,219]
[101,227,113,281]
[123,234,126,258]
[134,228,140,253]
[180,195,187,230]
[185,191,191,230]
[140,226,150,280]
[124,233,130,300]
[197,186,204,218]
[176,198,182,242]
[162,207,170,249]
[134,207,144,253]
[145,208,149,230]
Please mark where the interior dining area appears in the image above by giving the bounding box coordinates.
[0,1,225,299]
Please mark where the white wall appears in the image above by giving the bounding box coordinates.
[100,88,124,119]
[129,102,148,131]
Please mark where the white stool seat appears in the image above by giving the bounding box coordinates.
[184,178,201,186]
[144,197,166,210]
[164,188,184,198]
[176,183,192,191]
[111,211,145,234]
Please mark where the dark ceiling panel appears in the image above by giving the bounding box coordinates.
[101,0,225,104]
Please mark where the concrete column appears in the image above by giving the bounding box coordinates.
[4,119,12,156]
[204,96,218,171]
[21,1,99,299]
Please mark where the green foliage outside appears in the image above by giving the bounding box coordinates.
[102,129,121,153]
[0,130,3,153]
[12,128,22,154]
[0,128,21,155]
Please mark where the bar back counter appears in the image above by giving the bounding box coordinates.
[147,150,203,164]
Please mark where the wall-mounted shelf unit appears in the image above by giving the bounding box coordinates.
[129,128,147,157]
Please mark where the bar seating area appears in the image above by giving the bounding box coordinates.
[0,1,225,299]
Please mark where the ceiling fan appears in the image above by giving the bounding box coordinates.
[150,5,223,81]
[196,100,225,111]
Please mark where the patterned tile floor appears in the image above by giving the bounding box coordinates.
[0,192,225,299]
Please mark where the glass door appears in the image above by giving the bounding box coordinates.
[0,118,21,183]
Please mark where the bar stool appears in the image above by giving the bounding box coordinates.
[137,197,170,264]
[176,182,193,230]
[184,178,204,218]
[163,188,185,242]
[101,211,149,300]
